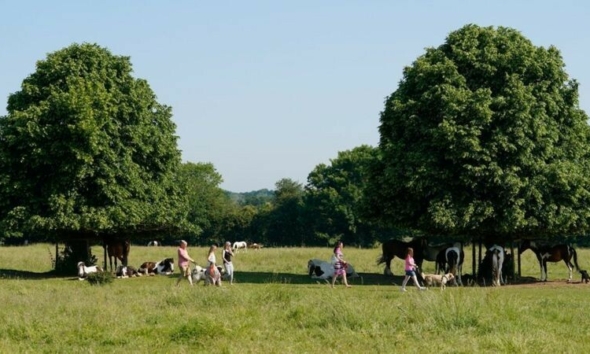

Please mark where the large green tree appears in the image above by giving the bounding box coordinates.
[367,24,590,239]
[177,162,237,245]
[305,145,381,247]
[0,43,187,249]
[264,178,306,246]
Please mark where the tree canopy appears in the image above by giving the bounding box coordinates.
[366,24,590,239]
[305,145,382,247]
[0,43,187,240]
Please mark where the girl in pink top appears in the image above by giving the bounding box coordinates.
[400,247,425,292]
[175,240,196,287]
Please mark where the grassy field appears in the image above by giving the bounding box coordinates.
[0,243,589,354]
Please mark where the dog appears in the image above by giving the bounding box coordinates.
[191,265,225,285]
[581,270,590,284]
[421,272,455,290]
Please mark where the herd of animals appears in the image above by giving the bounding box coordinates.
[75,237,590,288]
[370,237,590,289]
[76,240,262,285]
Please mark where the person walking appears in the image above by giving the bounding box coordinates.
[206,244,221,285]
[331,241,351,288]
[222,241,235,284]
[400,247,425,292]
[175,240,196,287]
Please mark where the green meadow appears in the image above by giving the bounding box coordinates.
[0,243,588,354]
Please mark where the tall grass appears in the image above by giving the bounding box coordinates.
[0,243,588,353]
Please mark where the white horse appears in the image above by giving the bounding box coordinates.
[488,244,505,286]
[232,241,248,253]
[147,240,159,246]
[77,262,103,280]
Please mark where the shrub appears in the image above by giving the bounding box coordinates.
[86,271,114,286]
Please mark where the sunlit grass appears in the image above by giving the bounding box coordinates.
[0,243,589,353]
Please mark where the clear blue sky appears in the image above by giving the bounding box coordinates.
[1,1,589,192]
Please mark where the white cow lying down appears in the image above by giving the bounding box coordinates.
[307,259,359,280]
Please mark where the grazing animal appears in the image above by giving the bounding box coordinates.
[104,239,130,271]
[444,243,464,286]
[377,237,428,276]
[580,270,590,284]
[250,243,263,250]
[147,241,159,247]
[519,240,581,282]
[232,241,248,252]
[115,265,141,278]
[420,272,455,290]
[138,258,175,276]
[77,262,103,280]
[488,244,505,287]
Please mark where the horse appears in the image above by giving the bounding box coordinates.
[422,242,451,274]
[232,241,248,253]
[147,240,159,247]
[519,240,580,282]
[442,242,464,286]
[77,262,103,280]
[250,243,263,250]
[104,239,130,271]
[377,237,428,276]
[488,244,505,287]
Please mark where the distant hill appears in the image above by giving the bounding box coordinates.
[224,188,275,206]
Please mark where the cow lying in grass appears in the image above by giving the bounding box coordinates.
[138,258,174,276]
[307,259,359,280]
[77,262,103,280]
[115,265,141,278]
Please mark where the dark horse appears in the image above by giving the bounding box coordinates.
[377,237,428,276]
[435,242,464,286]
[519,240,580,282]
[104,239,131,271]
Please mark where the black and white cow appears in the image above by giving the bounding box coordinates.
[115,265,141,278]
[138,258,175,276]
[307,259,358,280]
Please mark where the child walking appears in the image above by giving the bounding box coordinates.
[400,247,425,292]
[331,241,351,288]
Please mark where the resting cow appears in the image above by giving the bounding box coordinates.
[138,258,175,276]
[115,265,141,278]
[307,259,358,280]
